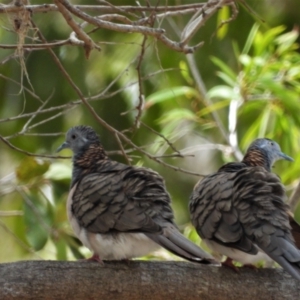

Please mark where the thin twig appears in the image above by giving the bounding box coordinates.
[0,39,86,49]
[0,68,178,125]
[133,35,148,130]
[114,132,131,165]
[54,0,100,58]
[152,153,194,158]
[25,108,74,132]
[0,135,66,159]
[52,0,202,54]
[14,132,64,137]
[180,0,233,46]
[0,211,23,216]
[20,92,52,134]
[98,0,139,19]
[5,108,74,140]
[0,74,42,102]
[141,122,183,157]
[96,14,133,25]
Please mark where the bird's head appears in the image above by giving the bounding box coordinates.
[245,138,293,170]
[56,125,101,155]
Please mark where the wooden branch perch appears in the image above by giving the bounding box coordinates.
[0,261,299,299]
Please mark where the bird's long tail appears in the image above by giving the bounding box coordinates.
[146,225,219,265]
[260,234,300,280]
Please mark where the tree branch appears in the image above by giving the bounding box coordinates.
[1,1,235,54]
[0,4,206,14]
[0,261,299,299]
[53,0,100,58]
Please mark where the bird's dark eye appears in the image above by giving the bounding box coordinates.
[270,142,274,146]
[71,134,77,140]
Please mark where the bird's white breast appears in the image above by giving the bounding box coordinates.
[67,185,160,260]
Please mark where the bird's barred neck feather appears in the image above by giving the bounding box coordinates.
[71,144,108,186]
[73,143,108,167]
[242,148,271,171]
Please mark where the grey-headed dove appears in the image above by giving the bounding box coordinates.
[57,125,218,265]
[189,138,300,279]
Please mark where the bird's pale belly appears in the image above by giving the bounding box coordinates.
[82,230,160,260]
[67,185,160,259]
[68,207,158,259]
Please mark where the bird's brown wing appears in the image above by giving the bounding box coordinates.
[190,171,257,254]
[190,166,300,279]
[71,161,217,264]
[71,165,171,234]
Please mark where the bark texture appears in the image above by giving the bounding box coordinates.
[0,260,299,300]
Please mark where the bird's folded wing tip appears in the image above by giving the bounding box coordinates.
[191,257,221,266]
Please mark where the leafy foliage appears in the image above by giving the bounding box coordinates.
[0,1,300,265]
[209,24,300,180]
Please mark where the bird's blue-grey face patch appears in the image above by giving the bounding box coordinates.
[56,125,100,154]
[248,138,293,164]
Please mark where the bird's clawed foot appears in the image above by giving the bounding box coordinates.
[242,263,258,271]
[83,254,104,265]
[121,258,132,266]
[222,258,258,272]
[222,257,239,273]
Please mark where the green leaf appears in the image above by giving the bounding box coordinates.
[207,85,234,99]
[198,99,230,117]
[15,157,50,183]
[45,162,71,181]
[232,41,241,61]
[261,78,299,111]
[146,86,198,107]
[239,54,252,67]
[211,56,237,81]
[253,25,285,56]
[157,108,197,125]
[275,29,299,55]
[242,23,260,54]
[183,224,201,244]
[216,71,236,87]
[240,113,263,149]
[23,192,51,251]
[258,105,271,137]
[179,61,194,85]
[216,6,229,40]
[65,234,85,259]
[54,238,67,260]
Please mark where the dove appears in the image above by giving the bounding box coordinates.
[57,125,218,265]
[189,138,300,279]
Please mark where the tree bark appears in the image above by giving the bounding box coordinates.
[0,260,299,299]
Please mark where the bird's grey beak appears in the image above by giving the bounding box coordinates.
[56,142,70,153]
[279,152,294,162]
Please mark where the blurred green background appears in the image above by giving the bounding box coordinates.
[0,0,300,262]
